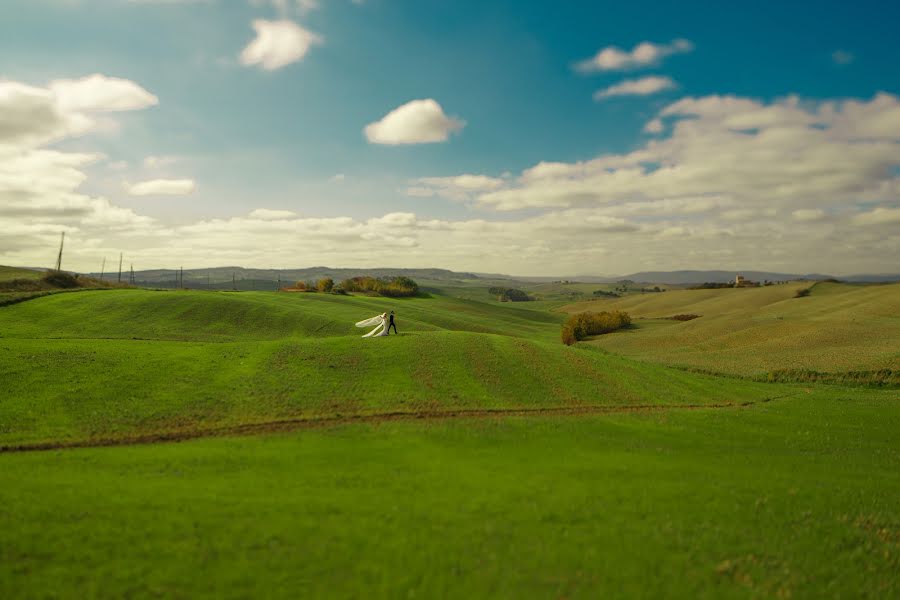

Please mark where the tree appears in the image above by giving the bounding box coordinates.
[317,277,334,293]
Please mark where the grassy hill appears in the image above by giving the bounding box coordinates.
[1,283,897,598]
[561,282,900,377]
[0,266,44,281]
[0,289,785,448]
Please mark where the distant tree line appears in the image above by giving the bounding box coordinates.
[340,276,420,297]
[283,275,419,297]
[561,310,631,345]
[488,287,533,302]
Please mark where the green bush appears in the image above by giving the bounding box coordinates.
[561,310,631,345]
[488,287,532,302]
[794,288,811,298]
[317,277,334,293]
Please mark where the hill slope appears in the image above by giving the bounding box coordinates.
[0,289,785,447]
[562,282,900,375]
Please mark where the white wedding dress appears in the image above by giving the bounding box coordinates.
[356,313,389,338]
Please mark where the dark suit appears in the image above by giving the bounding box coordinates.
[388,314,398,334]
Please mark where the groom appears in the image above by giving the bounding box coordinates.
[388,310,398,334]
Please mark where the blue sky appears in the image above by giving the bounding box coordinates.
[1,0,898,274]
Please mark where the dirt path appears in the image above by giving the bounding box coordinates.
[0,395,795,453]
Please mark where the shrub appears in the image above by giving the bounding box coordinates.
[561,310,631,345]
[666,314,701,321]
[794,287,811,298]
[488,287,532,302]
[42,271,80,289]
[317,277,334,293]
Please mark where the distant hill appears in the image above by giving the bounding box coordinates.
[8,264,899,289]
[87,266,483,290]
[613,270,831,285]
[547,271,900,285]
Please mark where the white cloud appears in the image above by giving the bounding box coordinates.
[239,19,323,70]
[852,207,900,226]
[248,208,299,219]
[575,39,693,73]
[478,93,900,213]
[127,179,197,196]
[364,99,465,145]
[0,82,76,147]
[329,173,346,182]
[49,74,158,112]
[643,118,664,133]
[143,155,178,168]
[408,174,504,201]
[594,76,676,100]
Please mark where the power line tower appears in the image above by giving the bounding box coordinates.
[54,232,65,271]
[117,253,123,283]
[100,257,106,280]
[130,264,135,285]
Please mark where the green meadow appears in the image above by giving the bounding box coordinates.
[563,281,900,377]
[1,279,898,598]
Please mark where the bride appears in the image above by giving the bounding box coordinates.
[355,312,389,337]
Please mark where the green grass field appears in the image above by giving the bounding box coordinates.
[1,280,897,597]
[0,265,44,281]
[563,282,900,376]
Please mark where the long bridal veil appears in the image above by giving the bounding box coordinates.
[355,314,389,338]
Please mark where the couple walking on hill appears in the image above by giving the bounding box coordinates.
[355,310,398,338]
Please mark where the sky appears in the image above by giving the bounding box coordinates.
[1,0,899,276]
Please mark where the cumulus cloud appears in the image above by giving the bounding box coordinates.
[49,74,158,112]
[575,39,693,73]
[239,19,322,70]
[477,93,900,213]
[127,179,197,196]
[364,99,465,145]
[643,118,664,133]
[594,76,676,100]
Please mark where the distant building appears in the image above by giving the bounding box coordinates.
[734,275,757,288]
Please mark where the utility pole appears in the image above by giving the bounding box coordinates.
[233,273,236,291]
[130,264,135,285]
[54,232,65,271]
[207,271,211,290]
[100,257,106,280]
[117,253,123,283]
[179,267,183,289]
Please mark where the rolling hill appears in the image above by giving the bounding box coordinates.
[561,281,900,376]
[0,288,787,448]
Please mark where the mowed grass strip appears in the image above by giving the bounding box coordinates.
[0,393,897,599]
[0,332,782,448]
[563,282,900,376]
